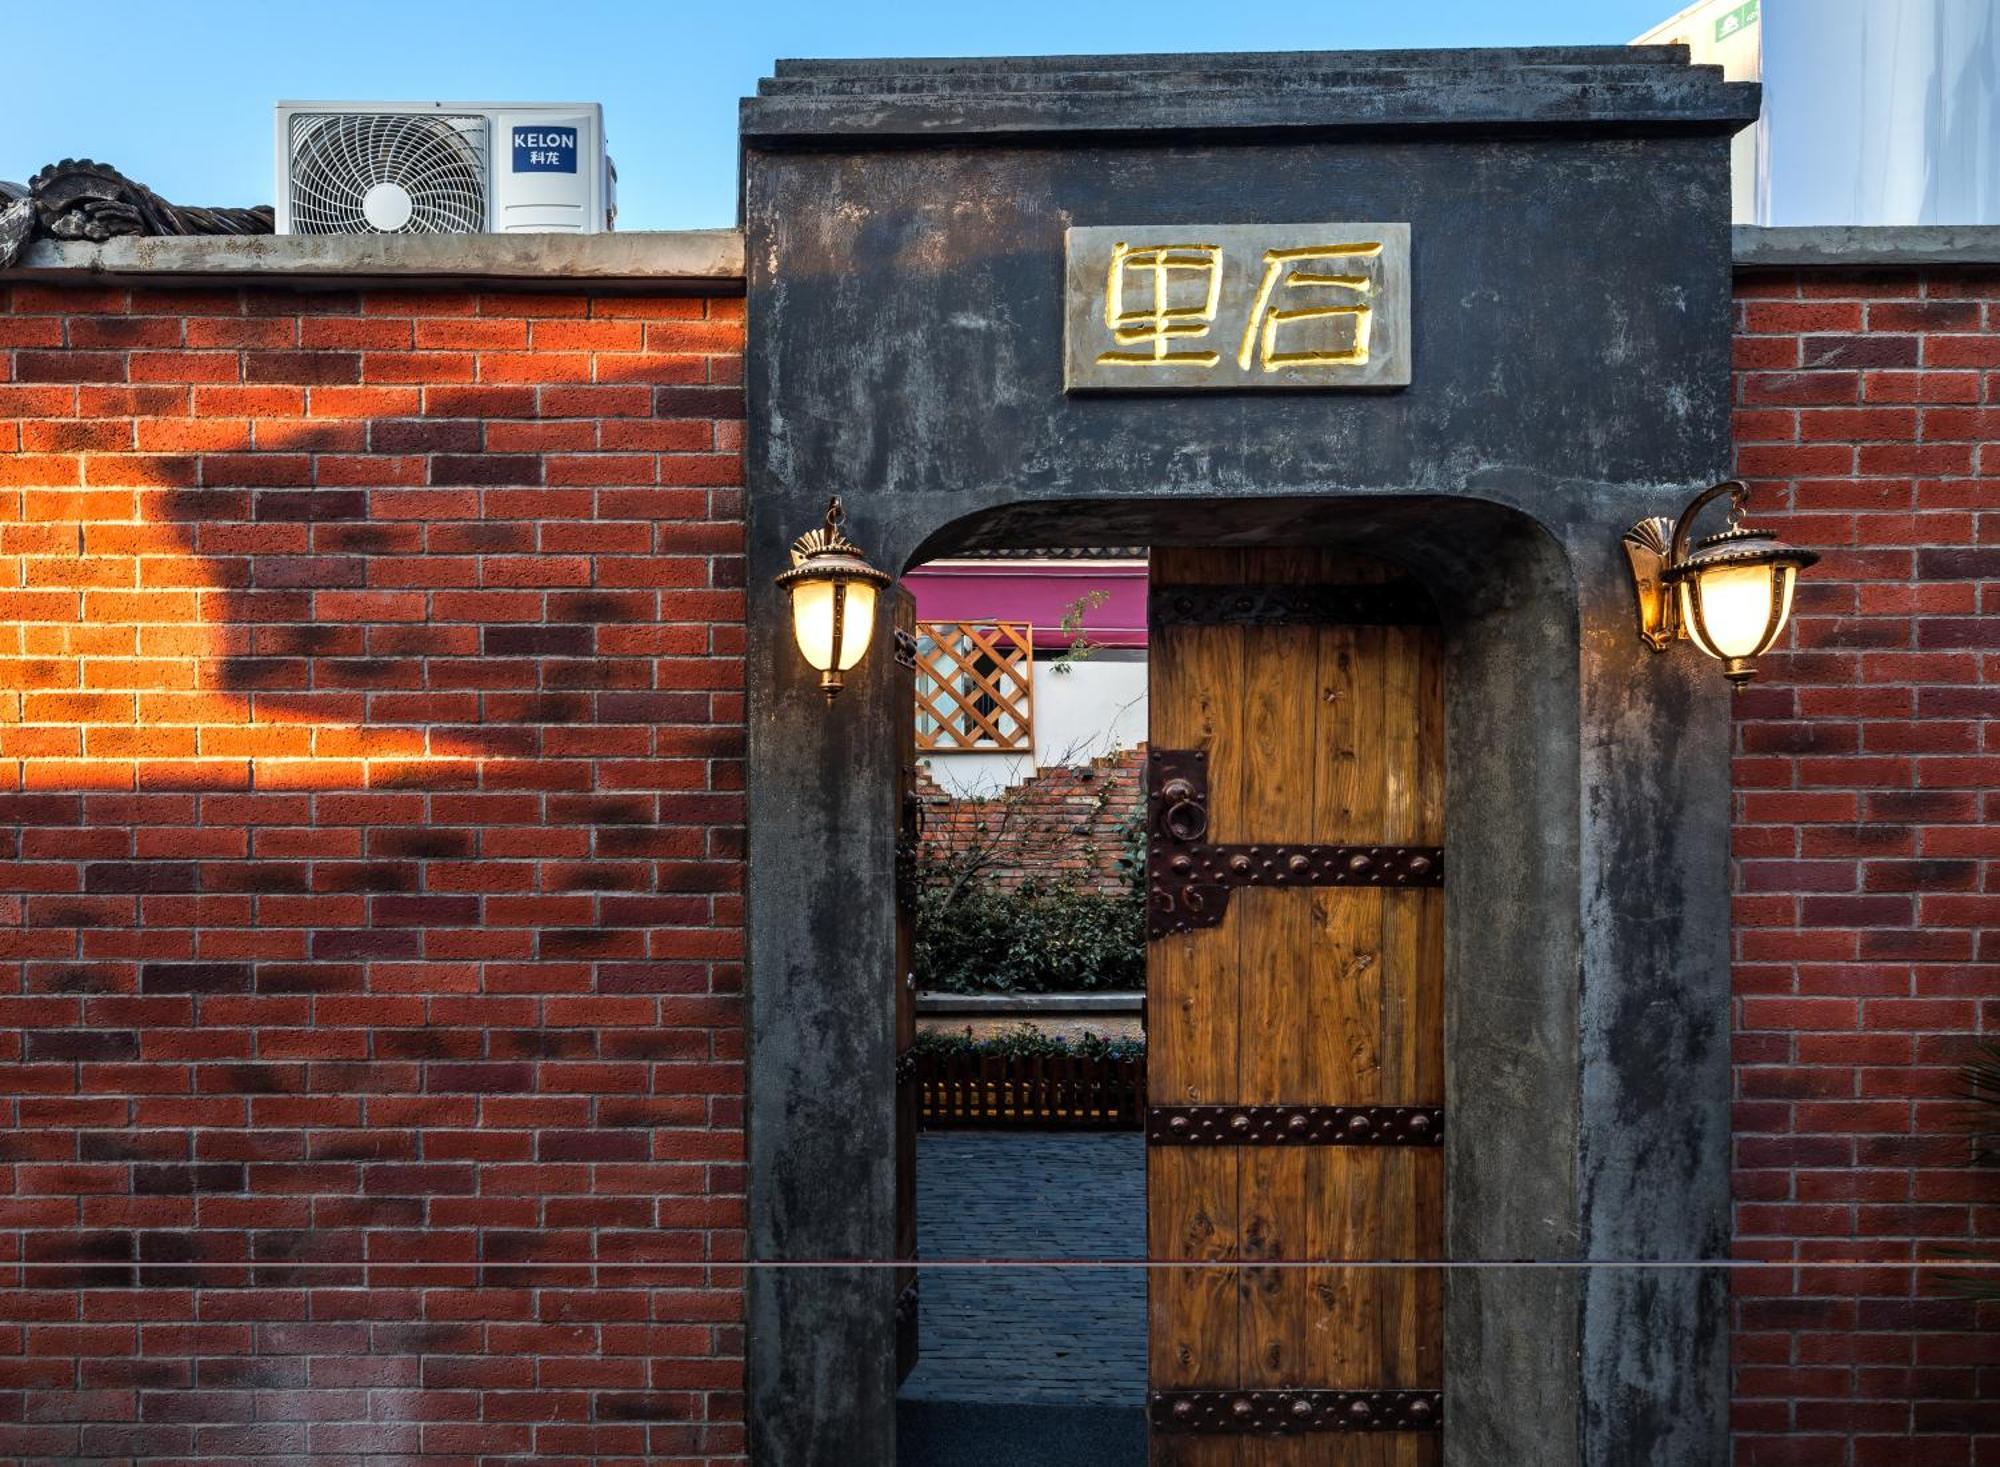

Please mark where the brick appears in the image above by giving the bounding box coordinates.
[1922,333,2000,368]
[362,351,476,384]
[299,317,414,350]
[1800,334,1919,370]
[1864,369,1982,403]
[16,349,130,382]
[414,318,529,350]
[1736,443,1856,478]
[1867,300,1981,332]
[428,453,542,487]
[1744,302,1864,335]
[1916,547,2000,579]
[367,418,482,454]
[244,351,360,385]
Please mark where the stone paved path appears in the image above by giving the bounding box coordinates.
[898,1131,1147,1407]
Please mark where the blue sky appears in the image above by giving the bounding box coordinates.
[8,0,1678,230]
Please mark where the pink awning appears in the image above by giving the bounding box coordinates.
[904,560,1149,651]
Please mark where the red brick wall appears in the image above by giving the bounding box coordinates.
[1,262,1993,1467]
[0,282,747,1463]
[1731,270,1999,1467]
[915,746,1144,897]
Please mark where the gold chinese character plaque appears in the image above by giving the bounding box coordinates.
[1063,223,1411,392]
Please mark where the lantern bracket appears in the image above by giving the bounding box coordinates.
[1623,478,1746,653]
[1621,478,1819,688]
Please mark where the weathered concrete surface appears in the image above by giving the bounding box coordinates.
[742,48,1754,1467]
[1734,223,2000,267]
[744,48,1754,142]
[5,229,744,290]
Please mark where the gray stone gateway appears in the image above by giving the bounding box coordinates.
[740,47,1758,1467]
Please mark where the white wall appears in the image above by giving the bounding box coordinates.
[1637,0,2000,225]
[1762,0,2000,226]
[923,655,1147,797]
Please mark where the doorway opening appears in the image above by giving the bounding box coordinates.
[890,531,1460,1466]
[895,546,1153,1466]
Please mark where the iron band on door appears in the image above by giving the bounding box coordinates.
[1147,1104,1443,1148]
[1150,1388,1443,1436]
[1147,748,1445,939]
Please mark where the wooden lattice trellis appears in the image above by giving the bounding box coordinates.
[913,621,1034,752]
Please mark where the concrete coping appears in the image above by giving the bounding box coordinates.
[916,991,1144,1015]
[6,225,1998,291]
[4,229,745,292]
[1733,224,2000,268]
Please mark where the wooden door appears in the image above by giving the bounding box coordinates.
[1146,549,1444,1466]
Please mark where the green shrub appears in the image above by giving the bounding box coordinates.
[911,1024,1144,1062]
[915,876,1143,994]
[906,756,1148,995]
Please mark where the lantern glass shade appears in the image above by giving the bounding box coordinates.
[775,495,892,699]
[1678,560,1798,662]
[790,575,878,674]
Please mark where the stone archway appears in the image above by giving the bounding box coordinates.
[739,46,1754,1467]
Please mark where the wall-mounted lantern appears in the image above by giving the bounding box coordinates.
[774,496,893,700]
[1623,478,1818,688]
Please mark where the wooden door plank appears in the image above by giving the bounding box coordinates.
[1236,886,1311,1406]
[1314,621,1389,844]
[1312,615,1388,1096]
[1280,555,1397,1467]
[1369,624,1426,1420]
[1294,1148,1393,1467]
[1303,573,1441,1467]
[1149,546,1247,1110]
[1408,628,1447,1456]
[1150,549,1246,1467]
[1371,621,1445,1420]
[1374,625,1446,1106]
[1232,552,1324,1463]
[1378,626,1425,1101]
[1412,631,1447,1103]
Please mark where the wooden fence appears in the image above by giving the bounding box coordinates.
[911,1050,1146,1129]
[913,621,1034,752]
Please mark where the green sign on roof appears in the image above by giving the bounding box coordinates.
[1715,0,1760,43]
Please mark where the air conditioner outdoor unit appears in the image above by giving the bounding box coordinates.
[274,101,615,236]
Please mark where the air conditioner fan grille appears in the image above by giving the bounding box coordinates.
[287,113,487,235]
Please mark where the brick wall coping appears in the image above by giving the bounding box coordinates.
[1733,223,2000,268]
[5,227,745,291]
[6,225,1997,291]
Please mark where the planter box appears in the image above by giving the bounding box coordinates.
[915,990,1144,1015]
[913,1050,1146,1129]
